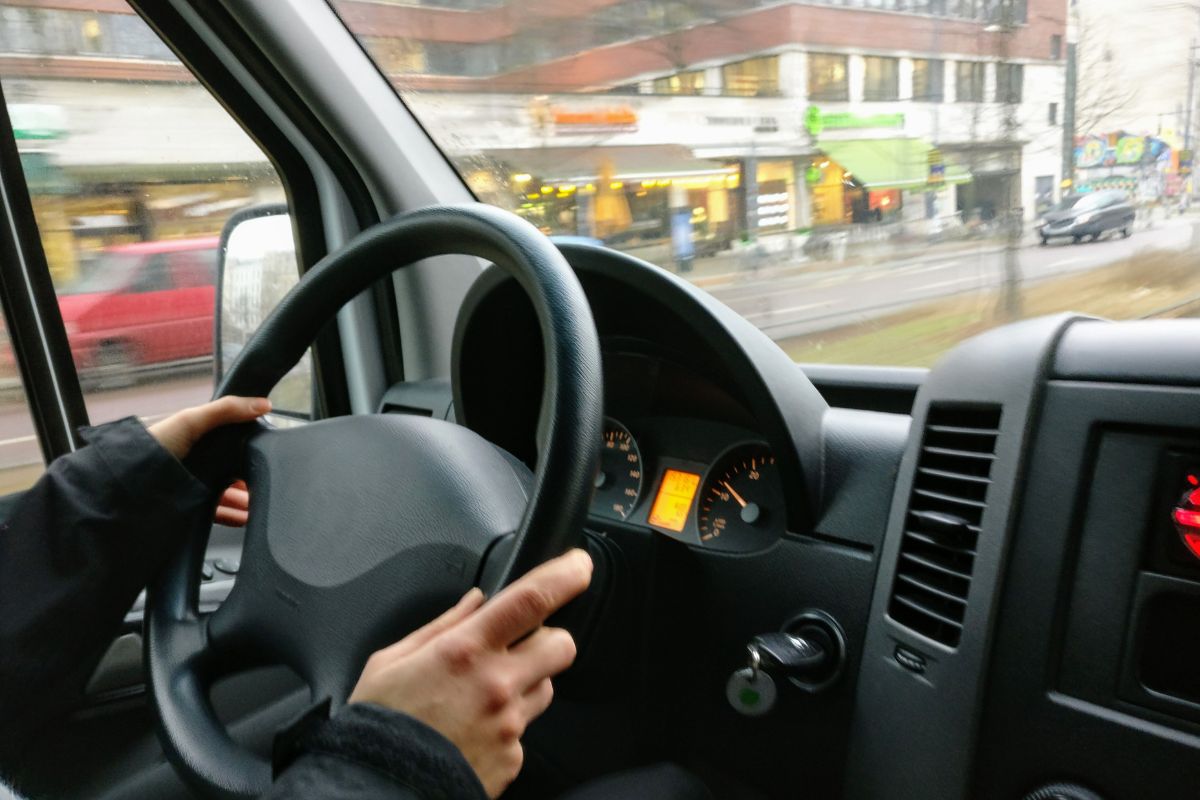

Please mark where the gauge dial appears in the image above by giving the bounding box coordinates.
[698,444,784,547]
[590,418,644,521]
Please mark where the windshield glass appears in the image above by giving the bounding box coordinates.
[1073,191,1116,212]
[60,251,142,295]
[331,0,1200,368]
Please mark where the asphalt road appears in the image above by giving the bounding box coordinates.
[704,216,1199,340]
[0,218,1193,486]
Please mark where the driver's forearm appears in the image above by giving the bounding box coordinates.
[267,703,489,800]
[0,417,212,772]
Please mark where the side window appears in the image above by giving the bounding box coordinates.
[0,1,308,426]
[130,255,171,293]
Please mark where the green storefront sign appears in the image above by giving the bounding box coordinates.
[9,104,67,141]
[804,105,905,137]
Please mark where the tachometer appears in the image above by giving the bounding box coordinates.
[591,418,643,521]
[698,443,784,548]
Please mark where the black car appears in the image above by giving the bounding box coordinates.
[1036,189,1136,244]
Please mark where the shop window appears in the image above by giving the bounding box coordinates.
[1050,34,1062,60]
[913,59,945,102]
[1049,102,1058,125]
[652,70,706,95]
[955,61,985,102]
[863,56,899,101]
[809,53,849,102]
[721,56,779,97]
[996,62,1023,103]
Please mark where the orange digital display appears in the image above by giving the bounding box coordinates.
[648,469,700,532]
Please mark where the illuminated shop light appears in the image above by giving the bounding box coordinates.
[610,181,624,190]
[540,186,553,194]
[513,173,532,184]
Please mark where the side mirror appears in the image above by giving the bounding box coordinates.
[215,205,312,419]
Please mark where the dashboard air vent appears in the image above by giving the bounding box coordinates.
[888,404,1001,647]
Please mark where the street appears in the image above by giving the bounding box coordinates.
[702,216,1198,339]
[0,217,1194,489]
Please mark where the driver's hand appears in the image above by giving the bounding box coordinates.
[148,396,271,460]
[149,397,269,527]
[348,549,593,798]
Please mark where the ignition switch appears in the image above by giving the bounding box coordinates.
[726,611,846,716]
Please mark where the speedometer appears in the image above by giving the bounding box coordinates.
[590,418,643,521]
[698,443,784,548]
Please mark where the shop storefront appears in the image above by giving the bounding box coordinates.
[808,138,969,226]
[484,145,741,252]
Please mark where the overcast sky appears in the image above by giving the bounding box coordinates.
[1077,0,1200,137]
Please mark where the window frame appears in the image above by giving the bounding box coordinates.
[996,62,1024,103]
[955,60,985,102]
[912,58,945,102]
[808,52,850,102]
[863,55,900,102]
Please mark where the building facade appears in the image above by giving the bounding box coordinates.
[0,0,1068,268]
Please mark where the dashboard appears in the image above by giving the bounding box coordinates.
[446,240,1200,800]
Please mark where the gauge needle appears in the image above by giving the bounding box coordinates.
[722,480,748,508]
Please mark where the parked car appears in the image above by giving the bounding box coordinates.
[58,237,218,379]
[1036,190,1135,245]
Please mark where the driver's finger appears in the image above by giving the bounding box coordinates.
[214,504,249,527]
[221,485,250,512]
[507,626,576,691]
[376,587,485,661]
[465,550,592,648]
[188,396,271,438]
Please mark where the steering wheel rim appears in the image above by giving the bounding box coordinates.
[145,203,603,799]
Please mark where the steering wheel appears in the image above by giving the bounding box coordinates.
[145,204,603,799]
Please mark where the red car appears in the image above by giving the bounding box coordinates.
[58,237,218,377]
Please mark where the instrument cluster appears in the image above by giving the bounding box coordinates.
[589,415,786,553]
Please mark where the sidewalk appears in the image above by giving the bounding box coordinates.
[618,230,1021,290]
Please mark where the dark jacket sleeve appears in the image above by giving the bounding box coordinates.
[0,417,213,768]
[268,703,489,800]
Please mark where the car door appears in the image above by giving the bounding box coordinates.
[0,3,340,796]
[164,247,218,361]
[100,253,178,364]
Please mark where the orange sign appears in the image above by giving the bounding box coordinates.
[551,105,637,131]
[648,469,700,532]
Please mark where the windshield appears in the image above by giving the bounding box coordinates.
[60,252,142,295]
[332,0,1200,368]
[1073,191,1117,212]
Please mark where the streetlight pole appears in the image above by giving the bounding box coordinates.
[987,7,1023,322]
[1061,15,1078,197]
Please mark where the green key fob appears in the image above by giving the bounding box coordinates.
[726,667,777,717]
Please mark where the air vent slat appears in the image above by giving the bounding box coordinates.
[896,573,969,607]
[912,488,987,510]
[926,424,1000,437]
[917,467,992,486]
[923,445,996,462]
[891,595,965,631]
[888,404,1001,649]
[901,538,976,568]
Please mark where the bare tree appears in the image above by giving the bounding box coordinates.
[1072,8,1140,137]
